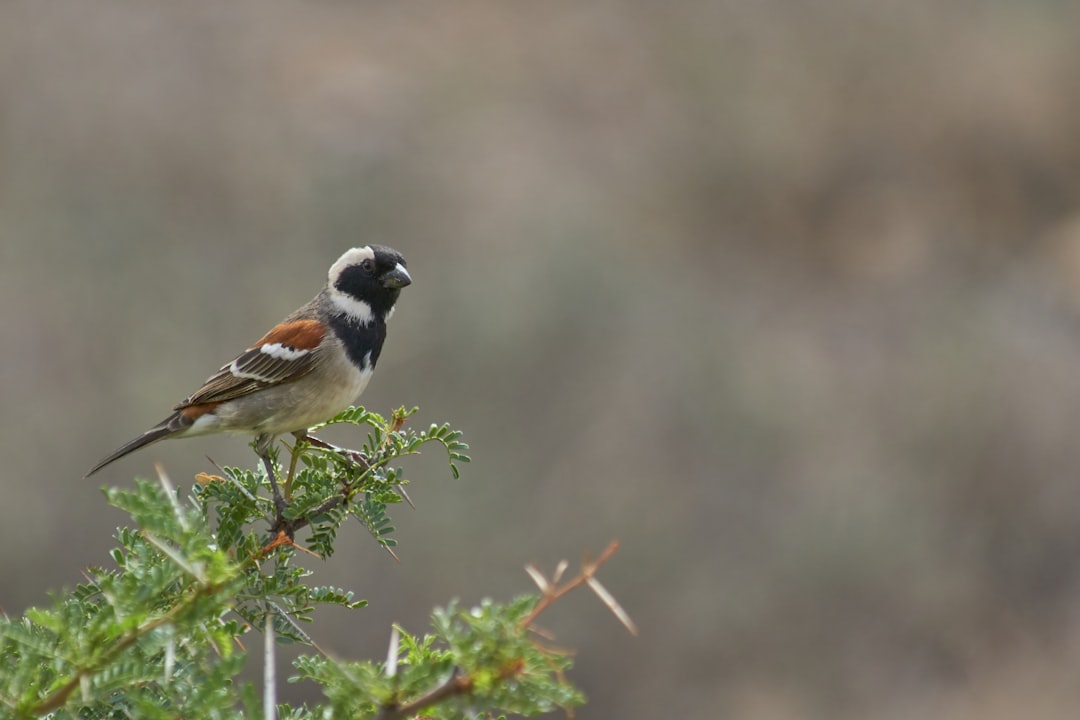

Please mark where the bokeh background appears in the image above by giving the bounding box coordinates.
[4,1,1080,717]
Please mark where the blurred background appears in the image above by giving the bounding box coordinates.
[4,1,1080,717]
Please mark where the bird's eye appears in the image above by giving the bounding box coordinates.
[360,259,375,274]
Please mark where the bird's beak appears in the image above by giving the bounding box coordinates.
[381,263,412,289]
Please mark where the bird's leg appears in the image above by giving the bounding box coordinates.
[256,433,287,518]
[293,431,370,472]
[282,433,307,502]
[261,453,287,517]
[292,431,414,509]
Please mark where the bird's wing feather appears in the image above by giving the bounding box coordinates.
[176,319,327,409]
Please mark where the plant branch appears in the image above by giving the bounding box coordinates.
[376,666,472,720]
[28,581,226,716]
[263,609,276,720]
[520,541,636,635]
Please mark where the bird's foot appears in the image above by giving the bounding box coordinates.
[293,431,371,472]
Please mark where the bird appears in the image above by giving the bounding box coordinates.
[85,245,412,489]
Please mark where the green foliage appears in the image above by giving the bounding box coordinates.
[1,478,249,719]
[0,407,602,719]
[290,597,584,719]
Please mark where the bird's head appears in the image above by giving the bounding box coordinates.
[327,245,412,323]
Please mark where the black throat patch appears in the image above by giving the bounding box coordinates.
[327,313,387,370]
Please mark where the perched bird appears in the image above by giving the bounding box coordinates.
[86,245,411,482]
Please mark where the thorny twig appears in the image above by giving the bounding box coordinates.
[374,542,635,720]
[521,540,637,635]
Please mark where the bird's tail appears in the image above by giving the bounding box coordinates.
[84,413,189,478]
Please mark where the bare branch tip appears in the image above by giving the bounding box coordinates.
[524,564,550,592]
[552,559,570,585]
[585,576,638,636]
[385,625,400,678]
[154,463,174,491]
